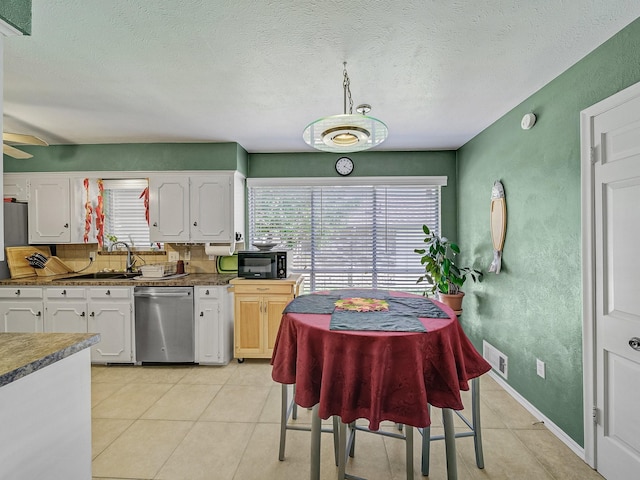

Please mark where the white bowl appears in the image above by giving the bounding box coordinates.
[252,241,277,251]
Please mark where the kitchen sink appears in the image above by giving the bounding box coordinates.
[65,272,141,280]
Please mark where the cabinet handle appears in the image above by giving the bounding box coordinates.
[15,289,20,296]
[153,222,158,227]
[205,290,210,295]
[257,287,269,291]
[36,311,41,317]
[105,290,111,296]
[90,312,95,317]
[81,312,86,317]
[61,289,67,296]
[64,223,69,228]
[200,312,204,317]
[193,221,198,226]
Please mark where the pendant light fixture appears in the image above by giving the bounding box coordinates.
[303,62,388,153]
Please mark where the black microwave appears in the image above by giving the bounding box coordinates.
[237,251,289,279]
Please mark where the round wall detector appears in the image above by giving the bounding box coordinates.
[521,113,537,130]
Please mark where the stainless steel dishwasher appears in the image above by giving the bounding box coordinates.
[134,286,194,363]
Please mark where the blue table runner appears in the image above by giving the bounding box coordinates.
[282,290,448,332]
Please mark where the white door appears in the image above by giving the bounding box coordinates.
[591,88,640,479]
[148,176,190,242]
[88,301,132,363]
[28,177,71,243]
[190,175,231,242]
[45,302,87,333]
[0,302,44,332]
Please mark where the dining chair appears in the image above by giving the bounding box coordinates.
[341,420,414,480]
[418,376,484,476]
[278,384,340,464]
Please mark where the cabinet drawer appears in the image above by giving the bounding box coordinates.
[46,287,87,299]
[0,287,44,299]
[88,287,131,299]
[196,286,223,299]
[232,284,294,295]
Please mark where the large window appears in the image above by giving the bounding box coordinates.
[248,177,445,293]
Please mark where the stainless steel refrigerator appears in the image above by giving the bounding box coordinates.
[0,202,29,279]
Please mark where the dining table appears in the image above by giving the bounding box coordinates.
[270,288,491,480]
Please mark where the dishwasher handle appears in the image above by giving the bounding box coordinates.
[134,291,192,298]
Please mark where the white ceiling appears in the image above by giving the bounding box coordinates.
[3,1,640,153]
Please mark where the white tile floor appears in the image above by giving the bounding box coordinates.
[91,360,603,480]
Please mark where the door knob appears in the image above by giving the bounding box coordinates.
[193,221,198,226]
[153,222,158,227]
[64,223,69,228]
[629,337,640,351]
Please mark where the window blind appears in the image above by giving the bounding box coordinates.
[103,179,153,250]
[248,181,442,293]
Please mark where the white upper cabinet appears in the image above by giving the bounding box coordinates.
[27,176,97,244]
[148,176,190,242]
[28,177,71,244]
[149,172,244,244]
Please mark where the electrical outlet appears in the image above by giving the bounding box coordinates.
[184,249,191,261]
[167,251,179,262]
[536,359,546,379]
[89,251,97,261]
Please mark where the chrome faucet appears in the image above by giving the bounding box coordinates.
[109,241,135,272]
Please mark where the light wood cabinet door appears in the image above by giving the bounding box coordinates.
[264,295,291,354]
[234,295,263,357]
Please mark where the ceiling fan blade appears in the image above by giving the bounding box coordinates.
[3,143,33,159]
[2,132,49,146]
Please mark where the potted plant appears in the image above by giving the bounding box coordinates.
[414,225,483,312]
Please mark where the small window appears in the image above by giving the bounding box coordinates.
[102,179,160,251]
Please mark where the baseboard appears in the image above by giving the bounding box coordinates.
[488,371,585,459]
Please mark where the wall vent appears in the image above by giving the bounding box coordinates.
[483,340,508,379]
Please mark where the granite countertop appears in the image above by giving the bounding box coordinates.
[0,333,100,388]
[0,273,237,287]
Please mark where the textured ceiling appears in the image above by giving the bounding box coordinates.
[3,1,640,153]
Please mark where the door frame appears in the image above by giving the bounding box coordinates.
[580,79,640,469]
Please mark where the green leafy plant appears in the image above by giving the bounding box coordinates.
[414,224,483,296]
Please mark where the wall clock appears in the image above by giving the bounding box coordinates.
[335,157,354,176]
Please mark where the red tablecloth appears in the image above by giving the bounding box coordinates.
[271,291,491,430]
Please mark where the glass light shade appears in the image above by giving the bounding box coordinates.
[303,113,388,153]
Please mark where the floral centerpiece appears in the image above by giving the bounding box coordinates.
[334,298,389,312]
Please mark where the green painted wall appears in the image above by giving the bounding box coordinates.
[3,142,246,172]
[0,0,31,35]
[249,150,458,239]
[457,17,640,446]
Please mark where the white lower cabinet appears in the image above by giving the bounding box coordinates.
[44,287,87,333]
[42,286,133,363]
[4,283,233,365]
[195,286,233,365]
[87,287,133,364]
[0,287,44,333]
